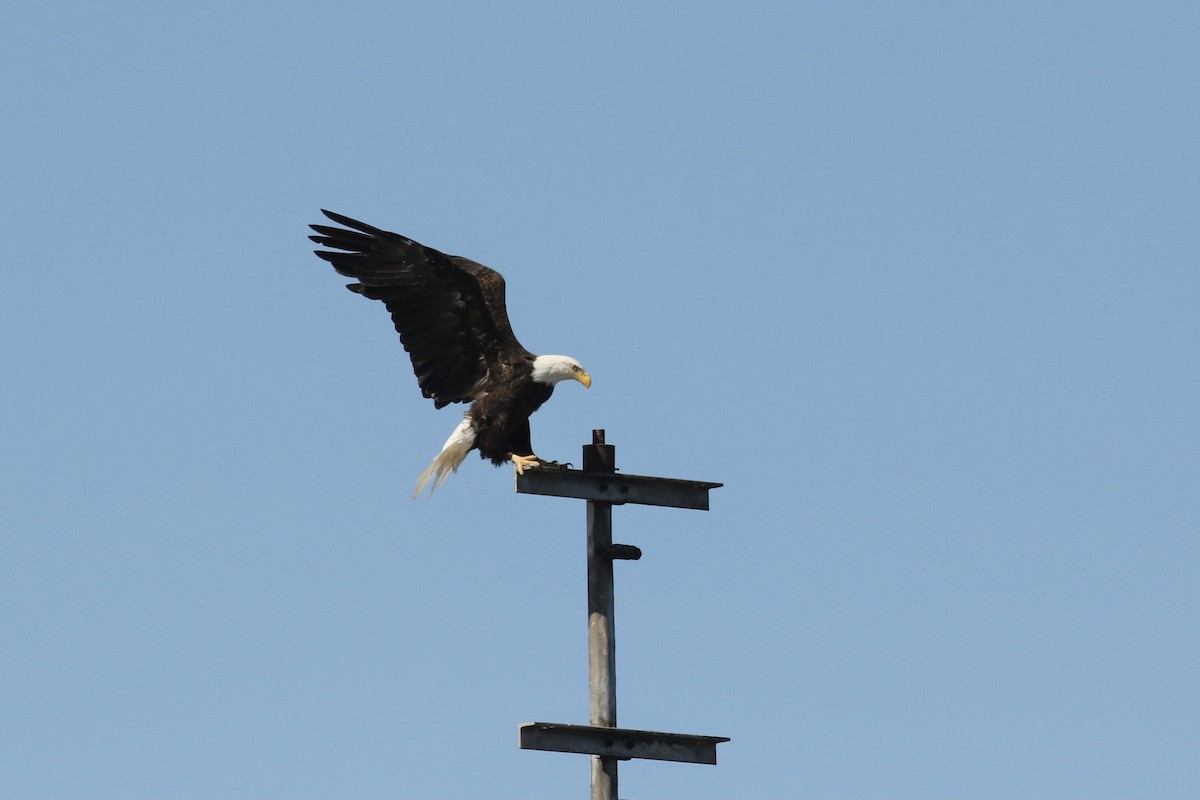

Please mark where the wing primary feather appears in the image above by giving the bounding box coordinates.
[310,210,534,408]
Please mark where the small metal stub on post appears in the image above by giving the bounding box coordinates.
[583,428,616,474]
[600,543,642,561]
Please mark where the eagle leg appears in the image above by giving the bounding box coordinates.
[510,453,541,475]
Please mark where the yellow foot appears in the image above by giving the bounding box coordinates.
[511,453,541,475]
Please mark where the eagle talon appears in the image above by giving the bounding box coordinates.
[511,454,541,475]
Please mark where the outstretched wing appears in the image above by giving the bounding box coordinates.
[309,210,532,408]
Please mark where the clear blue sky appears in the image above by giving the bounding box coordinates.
[2,2,1197,798]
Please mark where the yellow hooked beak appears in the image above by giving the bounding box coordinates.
[575,371,592,389]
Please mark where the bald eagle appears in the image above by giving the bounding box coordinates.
[309,211,591,497]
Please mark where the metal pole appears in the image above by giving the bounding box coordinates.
[584,430,617,800]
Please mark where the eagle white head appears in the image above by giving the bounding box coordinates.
[531,355,592,388]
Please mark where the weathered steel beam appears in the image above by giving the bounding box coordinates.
[515,468,722,510]
[519,722,730,765]
[585,431,619,800]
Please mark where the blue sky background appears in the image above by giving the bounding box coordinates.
[2,2,1197,798]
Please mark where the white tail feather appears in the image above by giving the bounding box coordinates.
[413,417,475,498]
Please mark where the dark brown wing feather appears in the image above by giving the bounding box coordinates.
[309,210,532,408]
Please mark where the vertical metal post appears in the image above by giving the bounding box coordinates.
[583,429,617,800]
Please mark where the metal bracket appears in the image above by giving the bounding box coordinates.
[600,543,642,560]
[516,468,722,510]
[519,722,730,765]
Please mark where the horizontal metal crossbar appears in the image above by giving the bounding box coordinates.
[515,468,722,510]
[518,722,729,765]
